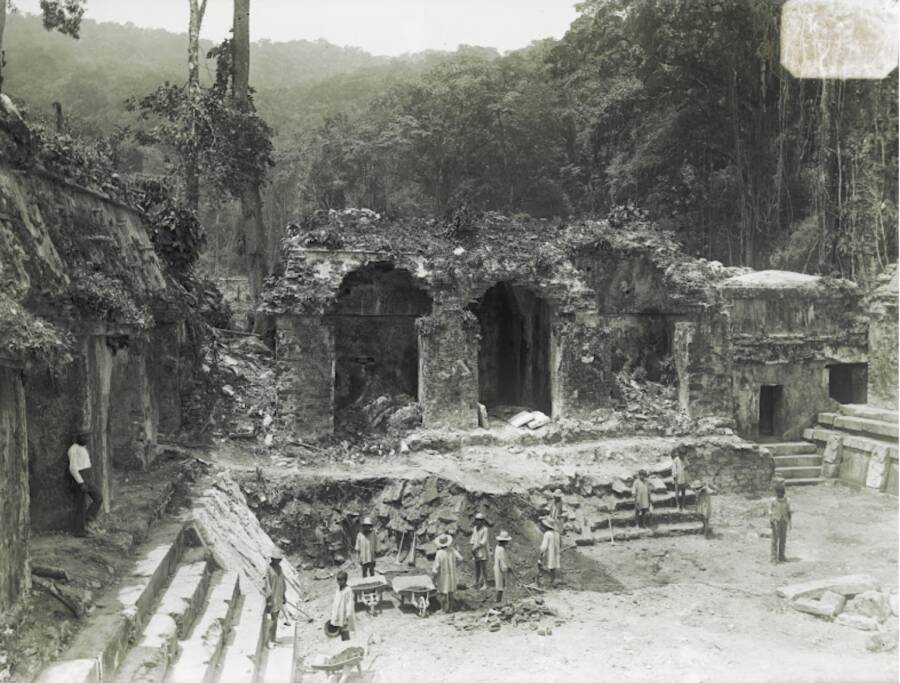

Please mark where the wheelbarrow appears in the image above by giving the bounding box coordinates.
[305,646,366,683]
[347,575,389,615]
[390,574,436,618]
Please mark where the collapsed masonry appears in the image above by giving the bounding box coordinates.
[263,209,884,447]
[0,100,204,615]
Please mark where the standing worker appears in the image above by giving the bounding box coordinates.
[355,516,377,577]
[67,431,103,537]
[549,489,564,522]
[264,549,287,649]
[493,530,511,603]
[537,518,561,587]
[469,513,490,590]
[329,570,356,641]
[432,533,463,613]
[768,482,792,563]
[671,449,688,510]
[632,469,651,528]
[693,480,714,539]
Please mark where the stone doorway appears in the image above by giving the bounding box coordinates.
[471,282,552,415]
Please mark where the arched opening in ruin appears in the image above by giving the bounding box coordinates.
[471,282,553,415]
[327,262,432,429]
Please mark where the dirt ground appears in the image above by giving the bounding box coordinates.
[289,484,898,683]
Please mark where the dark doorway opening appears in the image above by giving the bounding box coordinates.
[327,263,432,426]
[828,363,868,404]
[759,384,784,437]
[471,282,552,415]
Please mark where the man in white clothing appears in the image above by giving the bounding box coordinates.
[329,570,356,641]
[68,431,102,537]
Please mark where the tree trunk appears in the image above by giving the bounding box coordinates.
[232,0,269,329]
[0,0,7,93]
[186,0,207,214]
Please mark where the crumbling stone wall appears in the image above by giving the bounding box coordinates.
[109,340,158,470]
[417,304,480,429]
[276,315,336,438]
[0,364,29,614]
[554,315,612,417]
[673,310,734,419]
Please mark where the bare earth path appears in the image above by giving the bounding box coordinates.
[288,484,898,683]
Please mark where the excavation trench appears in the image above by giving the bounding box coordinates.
[237,472,625,600]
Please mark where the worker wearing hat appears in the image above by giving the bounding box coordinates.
[355,516,378,577]
[432,533,463,613]
[537,517,561,587]
[493,530,512,603]
[632,469,651,529]
[549,489,564,522]
[264,549,287,648]
[768,482,792,563]
[67,430,103,537]
[469,512,490,590]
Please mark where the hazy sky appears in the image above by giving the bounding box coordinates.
[14,0,580,56]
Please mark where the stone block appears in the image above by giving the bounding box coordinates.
[822,435,843,464]
[865,448,889,490]
[791,591,846,619]
[866,630,899,653]
[510,411,535,428]
[890,593,898,617]
[834,613,880,631]
[845,591,892,622]
[776,574,880,601]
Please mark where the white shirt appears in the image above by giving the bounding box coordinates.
[67,444,91,484]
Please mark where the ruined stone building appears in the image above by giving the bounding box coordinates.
[264,210,893,457]
[0,104,198,614]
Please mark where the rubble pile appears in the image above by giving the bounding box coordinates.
[482,597,558,633]
[777,575,899,652]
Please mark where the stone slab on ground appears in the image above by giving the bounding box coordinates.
[834,613,881,631]
[844,590,892,622]
[791,591,846,619]
[776,574,880,601]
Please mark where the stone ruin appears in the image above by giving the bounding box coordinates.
[262,209,886,451]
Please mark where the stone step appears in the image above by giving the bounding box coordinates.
[34,523,196,683]
[577,520,705,544]
[773,454,823,468]
[218,590,267,683]
[804,428,899,458]
[783,477,827,486]
[114,559,216,683]
[775,465,824,480]
[817,412,838,427]
[167,572,242,683]
[613,489,696,512]
[839,404,899,424]
[259,619,295,683]
[831,415,899,441]
[765,442,819,456]
[589,508,703,531]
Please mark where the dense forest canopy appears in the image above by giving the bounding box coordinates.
[3,2,897,286]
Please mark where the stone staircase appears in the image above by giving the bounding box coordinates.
[35,522,289,683]
[802,403,899,494]
[768,441,824,486]
[573,472,707,545]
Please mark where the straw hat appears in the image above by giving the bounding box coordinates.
[474,512,486,521]
[323,620,341,638]
[361,516,373,526]
[496,530,512,542]
[435,533,453,548]
[540,517,557,530]
[552,489,563,499]
[270,548,284,561]
[690,480,704,490]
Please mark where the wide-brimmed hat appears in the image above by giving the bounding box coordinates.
[435,533,453,548]
[270,548,284,560]
[496,530,512,542]
[540,517,557,530]
[361,516,373,526]
[691,480,704,490]
[638,469,648,477]
[552,489,563,498]
[474,512,486,521]
[324,620,341,638]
